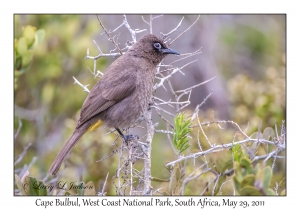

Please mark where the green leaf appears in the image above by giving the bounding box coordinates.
[266,188,276,195]
[240,186,262,195]
[15,56,22,70]
[233,162,243,182]
[35,29,45,45]
[221,160,233,173]
[233,176,242,194]
[17,37,28,56]
[213,175,226,195]
[172,113,192,154]
[23,25,36,47]
[241,174,255,187]
[240,157,253,174]
[14,174,48,196]
[254,163,260,174]
[30,177,46,196]
[35,180,48,196]
[21,50,33,68]
[25,176,38,195]
[77,182,85,196]
[263,166,272,190]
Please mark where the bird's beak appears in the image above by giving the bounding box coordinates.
[162,48,180,55]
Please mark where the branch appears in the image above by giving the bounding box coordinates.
[85,40,121,61]
[98,172,109,196]
[169,15,200,46]
[142,15,163,34]
[190,91,214,121]
[143,108,155,195]
[169,48,202,66]
[166,138,285,167]
[73,76,90,93]
[97,15,123,55]
[177,48,202,57]
[161,16,184,40]
[154,60,197,91]
[181,163,208,195]
[14,117,22,140]
[123,15,137,43]
[14,143,32,166]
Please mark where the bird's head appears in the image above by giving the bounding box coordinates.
[129,34,180,65]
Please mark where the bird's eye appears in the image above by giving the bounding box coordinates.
[153,43,161,49]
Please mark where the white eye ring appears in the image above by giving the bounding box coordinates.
[153,43,161,49]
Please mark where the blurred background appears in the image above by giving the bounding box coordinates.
[14,14,286,195]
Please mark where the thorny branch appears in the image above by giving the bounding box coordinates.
[169,15,200,45]
[165,136,285,167]
[154,59,197,91]
[142,14,163,34]
[161,16,184,40]
[97,15,123,55]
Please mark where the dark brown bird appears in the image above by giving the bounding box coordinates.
[48,34,179,175]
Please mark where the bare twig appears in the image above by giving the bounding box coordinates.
[200,177,215,196]
[149,14,153,34]
[14,143,32,166]
[178,48,202,57]
[166,137,285,167]
[212,174,221,195]
[176,76,217,93]
[155,130,174,135]
[123,15,137,43]
[169,15,200,45]
[98,172,109,196]
[73,76,90,93]
[97,15,123,55]
[142,16,150,25]
[219,179,232,195]
[181,164,208,195]
[190,91,214,121]
[14,117,22,140]
[85,40,121,61]
[142,15,163,34]
[161,16,184,40]
[154,60,197,90]
[197,113,213,147]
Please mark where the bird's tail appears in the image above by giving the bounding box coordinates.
[48,127,87,175]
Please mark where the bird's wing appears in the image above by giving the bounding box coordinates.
[76,71,137,128]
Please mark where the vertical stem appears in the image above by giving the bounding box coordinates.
[143,108,154,195]
[149,14,153,34]
[117,140,124,195]
[129,145,133,195]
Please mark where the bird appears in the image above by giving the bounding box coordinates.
[48,34,180,175]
